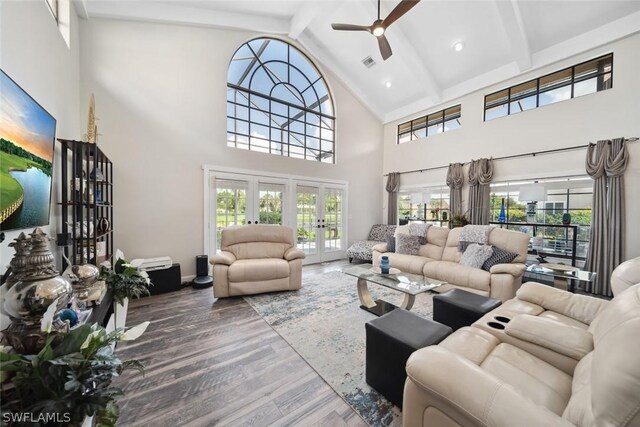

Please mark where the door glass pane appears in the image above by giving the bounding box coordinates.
[324,188,343,252]
[215,179,248,250]
[258,182,284,225]
[296,186,318,254]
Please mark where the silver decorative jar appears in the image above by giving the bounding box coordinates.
[3,276,72,322]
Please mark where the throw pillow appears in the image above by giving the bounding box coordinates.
[385,234,396,253]
[458,241,473,253]
[394,224,410,237]
[395,234,421,256]
[409,222,429,245]
[459,243,494,269]
[482,246,518,271]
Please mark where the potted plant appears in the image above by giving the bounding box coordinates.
[450,213,470,228]
[99,250,152,329]
[0,304,149,426]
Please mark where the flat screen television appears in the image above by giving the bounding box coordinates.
[0,69,56,232]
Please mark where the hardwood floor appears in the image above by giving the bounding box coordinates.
[115,260,368,427]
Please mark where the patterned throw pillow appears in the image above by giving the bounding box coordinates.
[396,234,421,256]
[385,234,396,253]
[368,224,388,241]
[409,223,429,245]
[459,243,494,269]
[482,246,518,271]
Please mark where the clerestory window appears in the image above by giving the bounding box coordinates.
[227,38,335,163]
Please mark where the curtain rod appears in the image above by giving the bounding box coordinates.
[383,137,638,177]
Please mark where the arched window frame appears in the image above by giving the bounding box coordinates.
[226,37,336,163]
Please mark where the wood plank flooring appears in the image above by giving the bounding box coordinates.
[115,260,368,426]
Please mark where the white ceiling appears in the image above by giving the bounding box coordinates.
[77,0,640,123]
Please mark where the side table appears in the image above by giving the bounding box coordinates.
[526,264,596,292]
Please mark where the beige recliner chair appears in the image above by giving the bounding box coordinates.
[210,225,305,297]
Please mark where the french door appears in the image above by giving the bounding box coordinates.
[295,182,346,264]
[207,168,347,265]
[212,173,288,251]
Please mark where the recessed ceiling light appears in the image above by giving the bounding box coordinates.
[385,81,392,88]
[454,42,465,52]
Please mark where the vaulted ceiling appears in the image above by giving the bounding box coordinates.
[76,0,640,123]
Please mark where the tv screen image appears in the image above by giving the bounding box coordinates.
[0,69,56,232]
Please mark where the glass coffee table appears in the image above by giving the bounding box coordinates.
[342,264,446,316]
[526,263,596,292]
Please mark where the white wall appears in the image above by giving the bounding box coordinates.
[382,33,640,260]
[0,1,81,272]
[79,18,384,276]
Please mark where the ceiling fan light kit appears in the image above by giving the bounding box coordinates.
[331,0,421,61]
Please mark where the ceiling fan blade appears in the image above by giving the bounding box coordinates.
[377,35,392,60]
[382,0,421,28]
[331,23,371,32]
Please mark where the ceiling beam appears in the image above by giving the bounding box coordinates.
[84,1,289,34]
[494,0,532,71]
[288,1,323,40]
[72,0,88,19]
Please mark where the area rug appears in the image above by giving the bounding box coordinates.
[243,270,435,427]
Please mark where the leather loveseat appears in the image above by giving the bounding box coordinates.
[403,275,640,426]
[210,224,305,297]
[373,226,529,302]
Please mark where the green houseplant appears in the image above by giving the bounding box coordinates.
[450,213,470,228]
[0,303,149,426]
[99,250,152,306]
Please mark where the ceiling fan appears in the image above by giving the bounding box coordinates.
[331,0,421,61]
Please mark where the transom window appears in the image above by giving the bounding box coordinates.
[227,38,335,163]
[484,53,613,121]
[397,105,461,144]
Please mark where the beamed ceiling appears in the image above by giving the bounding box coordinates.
[75,0,640,123]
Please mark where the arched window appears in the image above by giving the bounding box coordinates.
[227,38,335,163]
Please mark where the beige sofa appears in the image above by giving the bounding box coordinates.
[373,226,529,302]
[210,224,305,297]
[403,281,640,427]
[403,284,640,427]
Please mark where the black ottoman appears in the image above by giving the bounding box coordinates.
[365,309,452,407]
[433,289,502,331]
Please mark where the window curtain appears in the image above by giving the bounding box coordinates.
[386,172,401,225]
[446,163,464,217]
[467,158,493,225]
[584,138,629,296]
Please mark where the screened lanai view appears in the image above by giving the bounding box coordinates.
[226,37,336,163]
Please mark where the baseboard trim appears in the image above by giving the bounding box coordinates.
[181,274,196,284]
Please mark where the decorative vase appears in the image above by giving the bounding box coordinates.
[380,256,390,274]
[562,213,571,225]
[97,217,110,234]
[441,211,448,221]
[2,228,73,354]
[499,198,506,223]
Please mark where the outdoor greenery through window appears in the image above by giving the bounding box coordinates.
[484,53,613,121]
[489,177,593,259]
[398,186,451,225]
[397,105,461,144]
[227,37,335,163]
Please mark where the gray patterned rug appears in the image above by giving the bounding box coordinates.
[244,270,435,427]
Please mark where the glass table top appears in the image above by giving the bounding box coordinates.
[526,264,596,282]
[341,264,446,296]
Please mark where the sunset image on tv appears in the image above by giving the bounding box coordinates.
[0,69,56,231]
